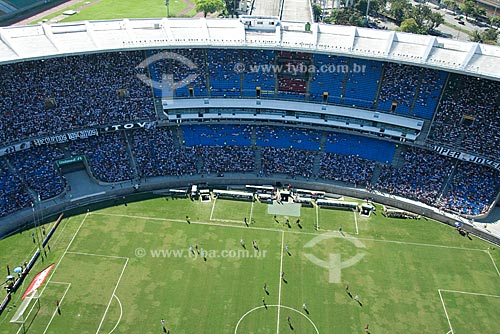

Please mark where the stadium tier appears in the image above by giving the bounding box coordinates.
[0,25,499,227]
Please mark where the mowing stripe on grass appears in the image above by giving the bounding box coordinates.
[210,196,217,221]
[91,212,487,252]
[95,257,129,334]
[353,209,359,235]
[439,289,500,298]
[438,289,454,334]
[40,213,88,297]
[276,231,284,334]
[486,250,500,278]
[42,282,71,334]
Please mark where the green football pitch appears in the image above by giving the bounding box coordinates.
[0,197,499,334]
[30,0,197,25]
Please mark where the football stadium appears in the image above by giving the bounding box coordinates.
[0,0,499,333]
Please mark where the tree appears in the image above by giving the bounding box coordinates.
[442,0,459,12]
[469,28,499,43]
[312,3,323,22]
[325,8,365,26]
[195,0,225,17]
[482,28,499,42]
[491,16,500,28]
[403,4,444,34]
[399,18,419,33]
[387,0,412,22]
[470,29,483,42]
[354,0,382,17]
[461,0,476,19]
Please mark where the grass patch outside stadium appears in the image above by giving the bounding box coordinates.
[0,197,499,334]
[30,0,196,25]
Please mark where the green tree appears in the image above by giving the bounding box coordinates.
[482,28,499,42]
[404,4,444,34]
[326,8,365,26]
[387,0,411,22]
[442,0,459,11]
[312,3,323,22]
[195,0,225,17]
[354,0,382,16]
[470,28,499,43]
[399,17,419,33]
[491,16,500,28]
[461,0,476,19]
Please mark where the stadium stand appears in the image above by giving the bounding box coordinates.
[129,128,198,178]
[183,124,253,146]
[439,162,500,216]
[318,153,376,186]
[207,49,242,97]
[197,145,256,174]
[375,146,454,206]
[343,59,382,108]
[429,74,500,160]
[68,132,135,183]
[309,54,346,104]
[0,159,32,217]
[148,48,208,98]
[241,49,276,97]
[324,132,396,163]
[8,146,66,201]
[0,51,155,144]
[255,126,321,150]
[260,147,315,179]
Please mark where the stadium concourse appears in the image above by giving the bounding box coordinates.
[0,20,499,240]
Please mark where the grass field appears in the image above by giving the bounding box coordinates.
[0,196,499,334]
[30,0,197,25]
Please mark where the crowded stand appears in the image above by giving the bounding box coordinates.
[378,63,446,119]
[0,160,32,217]
[255,126,321,150]
[343,59,382,108]
[182,124,253,146]
[8,146,66,201]
[378,63,424,115]
[375,146,453,206]
[148,48,208,98]
[129,128,198,178]
[68,133,135,183]
[429,74,500,160]
[0,51,155,144]
[439,162,500,216]
[318,153,376,186]
[260,147,315,179]
[324,132,395,163]
[197,145,255,175]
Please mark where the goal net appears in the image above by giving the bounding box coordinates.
[10,289,41,334]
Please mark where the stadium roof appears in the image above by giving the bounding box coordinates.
[0,18,499,81]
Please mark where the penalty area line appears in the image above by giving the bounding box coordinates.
[438,289,454,334]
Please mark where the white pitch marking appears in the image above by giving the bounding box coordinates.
[96,258,129,334]
[276,231,285,334]
[438,289,454,334]
[42,282,71,334]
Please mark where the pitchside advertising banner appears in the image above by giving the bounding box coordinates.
[22,263,55,299]
[432,145,500,171]
[32,128,99,146]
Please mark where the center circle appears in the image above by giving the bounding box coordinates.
[234,304,320,334]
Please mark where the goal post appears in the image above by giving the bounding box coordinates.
[10,289,41,334]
